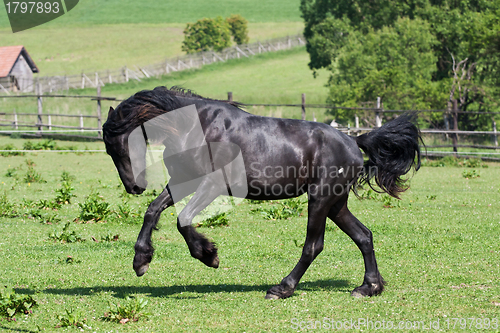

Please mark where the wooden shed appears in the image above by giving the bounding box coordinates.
[0,45,39,93]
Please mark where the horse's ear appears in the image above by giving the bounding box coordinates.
[107,106,114,120]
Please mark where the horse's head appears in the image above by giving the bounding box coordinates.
[103,106,147,195]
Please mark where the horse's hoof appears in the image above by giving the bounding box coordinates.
[210,255,219,268]
[264,293,280,300]
[350,291,364,298]
[265,285,294,299]
[200,253,219,268]
[135,263,149,277]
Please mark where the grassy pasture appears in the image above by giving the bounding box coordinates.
[0,137,499,332]
[0,0,303,75]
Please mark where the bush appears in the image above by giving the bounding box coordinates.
[182,17,232,53]
[226,14,249,45]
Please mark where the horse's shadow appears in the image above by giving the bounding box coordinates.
[15,279,350,299]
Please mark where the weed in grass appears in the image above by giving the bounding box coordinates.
[24,160,45,183]
[426,195,437,200]
[100,234,120,242]
[37,199,62,210]
[78,191,111,222]
[252,197,305,220]
[54,181,76,204]
[55,309,87,329]
[39,212,61,224]
[61,256,81,264]
[103,296,150,324]
[113,200,143,224]
[293,239,304,247]
[0,144,24,157]
[23,139,57,151]
[48,222,85,243]
[358,188,380,200]
[382,195,401,208]
[60,171,76,183]
[0,288,37,320]
[246,199,262,204]
[196,212,229,228]
[462,158,486,168]
[5,167,18,178]
[0,192,17,218]
[462,169,480,179]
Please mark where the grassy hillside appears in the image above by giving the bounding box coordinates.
[0,22,304,75]
[0,0,304,74]
[0,0,302,28]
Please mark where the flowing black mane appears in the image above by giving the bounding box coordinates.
[103,86,240,138]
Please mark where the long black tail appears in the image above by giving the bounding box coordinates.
[355,113,422,199]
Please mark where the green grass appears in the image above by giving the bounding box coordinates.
[0,138,499,331]
[0,0,304,75]
[0,22,304,75]
[0,0,302,28]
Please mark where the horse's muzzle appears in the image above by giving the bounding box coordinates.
[130,184,146,194]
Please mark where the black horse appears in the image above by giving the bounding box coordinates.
[102,86,421,299]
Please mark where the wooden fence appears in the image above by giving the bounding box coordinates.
[1,90,499,160]
[0,87,115,139]
[3,35,306,95]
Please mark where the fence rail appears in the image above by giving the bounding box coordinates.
[4,35,306,95]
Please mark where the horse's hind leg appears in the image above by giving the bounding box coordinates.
[134,186,174,276]
[329,199,385,297]
[265,197,330,299]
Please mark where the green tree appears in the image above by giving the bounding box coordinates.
[300,0,500,126]
[182,17,232,53]
[226,14,250,45]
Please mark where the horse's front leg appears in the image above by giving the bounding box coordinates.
[265,196,331,299]
[133,186,174,276]
[176,176,223,268]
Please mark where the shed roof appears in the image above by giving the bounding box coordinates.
[0,45,39,77]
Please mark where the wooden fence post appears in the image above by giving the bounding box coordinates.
[80,114,84,133]
[355,114,359,136]
[452,99,458,154]
[493,118,498,147]
[13,110,18,130]
[37,82,43,134]
[48,114,52,131]
[228,92,233,102]
[301,93,306,120]
[97,85,102,137]
[375,97,382,127]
